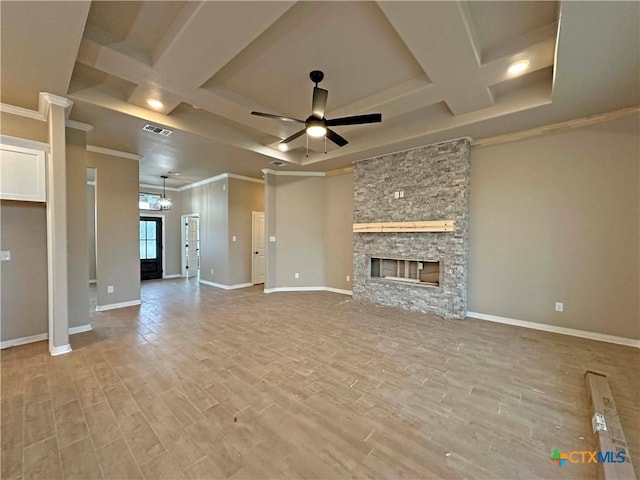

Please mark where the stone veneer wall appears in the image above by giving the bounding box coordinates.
[352,139,470,319]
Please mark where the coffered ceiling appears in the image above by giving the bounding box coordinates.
[1,1,638,187]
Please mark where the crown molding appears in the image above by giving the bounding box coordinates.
[39,92,73,109]
[86,145,142,161]
[0,134,50,152]
[139,183,180,192]
[66,119,93,132]
[0,103,44,121]
[261,169,325,177]
[177,172,263,191]
[226,173,264,184]
[472,105,640,148]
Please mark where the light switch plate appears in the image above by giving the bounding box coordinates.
[1,251,10,261]
[269,236,276,242]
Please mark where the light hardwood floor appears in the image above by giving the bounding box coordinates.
[1,279,638,479]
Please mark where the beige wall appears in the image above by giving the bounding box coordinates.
[324,173,353,291]
[87,151,140,307]
[228,178,264,285]
[0,201,48,341]
[272,175,326,288]
[181,179,229,284]
[0,111,47,143]
[65,128,88,328]
[468,115,640,339]
[140,185,182,277]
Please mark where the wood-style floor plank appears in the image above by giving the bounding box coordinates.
[1,279,638,479]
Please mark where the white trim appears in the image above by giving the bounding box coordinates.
[0,134,49,152]
[140,214,166,279]
[68,324,92,334]
[325,287,353,295]
[466,312,640,349]
[139,183,180,192]
[87,145,142,161]
[263,286,326,293]
[263,286,352,295]
[95,299,141,311]
[50,344,72,356]
[163,274,182,279]
[89,279,97,284]
[178,173,226,191]
[0,103,45,121]
[261,169,325,177]
[0,324,94,350]
[227,173,264,184]
[66,119,93,132]
[0,333,48,350]
[199,279,253,290]
[177,172,263,191]
[40,92,73,109]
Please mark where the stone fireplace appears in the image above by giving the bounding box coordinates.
[352,139,470,319]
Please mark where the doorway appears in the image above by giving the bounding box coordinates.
[252,211,265,284]
[181,214,200,278]
[140,216,163,280]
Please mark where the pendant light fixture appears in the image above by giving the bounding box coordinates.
[158,175,173,210]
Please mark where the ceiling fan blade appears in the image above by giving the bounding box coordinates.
[326,113,382,126]
[326,128,348,147]
[311,87,328,118]
[281,129,306,144]
[251,111,304,123]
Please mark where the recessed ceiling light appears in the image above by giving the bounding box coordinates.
[146,98,164,110]
[507,60,530,76]
[277,143,289,152]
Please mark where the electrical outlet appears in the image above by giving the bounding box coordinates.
[399,191,404,198]
[294,273,299,279]
[210,269,214,275]
[1,251,10,261]
[346,275,350,282]
[555,302,564,312]
[107,285,114,294]
[269,236,276,242]
[232,235,236,242]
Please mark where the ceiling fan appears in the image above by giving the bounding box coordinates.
[251,70,382,150]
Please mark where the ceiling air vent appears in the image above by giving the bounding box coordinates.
[142,124,173,136]
[270,160,287,167]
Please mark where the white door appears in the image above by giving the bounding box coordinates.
[186,217,199,278]
[252,211,265,284]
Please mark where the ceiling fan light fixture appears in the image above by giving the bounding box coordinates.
[507,60,529,76]
[146,98,164,110]
[306,118,327,138]
[277,143,289,152]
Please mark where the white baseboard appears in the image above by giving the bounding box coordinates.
[68,324,92,335]
[163,274,182,279]
[50,344,72,356]
[466,311,640,349]
[0,333,48,350]
[199,279,253,290]
[89,279,97,284]
[326,287,353,295]
[0,324,93,350]
[263,286,352,295]
[95,299,141,312]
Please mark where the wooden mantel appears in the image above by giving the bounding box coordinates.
[353,220,455,233]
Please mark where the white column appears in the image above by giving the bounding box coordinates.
[42,92,73,356]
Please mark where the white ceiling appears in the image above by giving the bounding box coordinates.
[1,1,638,187]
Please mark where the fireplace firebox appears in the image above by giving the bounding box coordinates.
[370,257,440,287]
